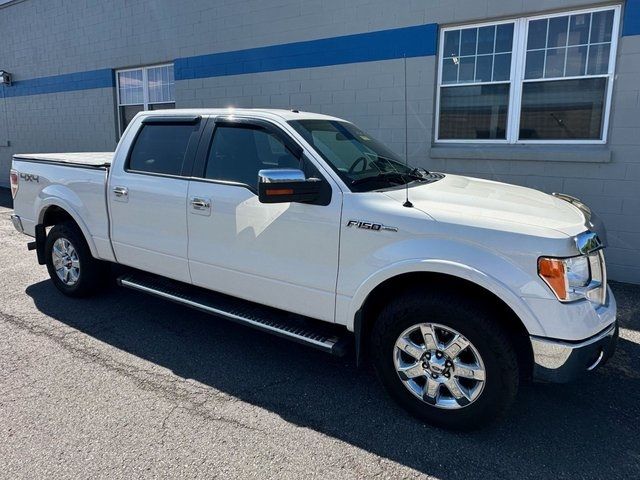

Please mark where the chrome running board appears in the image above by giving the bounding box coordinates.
[117,271,351,356]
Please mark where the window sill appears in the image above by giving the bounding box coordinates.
[429,144,612,163]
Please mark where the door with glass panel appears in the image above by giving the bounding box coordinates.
[109,116,203,283]
[186,119,342,322]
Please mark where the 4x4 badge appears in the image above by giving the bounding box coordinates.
[346,220,398,232]
[19,173,39,183]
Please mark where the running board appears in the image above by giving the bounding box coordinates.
[117,272,351,356]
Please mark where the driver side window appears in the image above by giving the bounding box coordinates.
[204,125,300,188]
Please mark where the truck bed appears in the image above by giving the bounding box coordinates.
[11,154,114,261]
[13,152,113,168]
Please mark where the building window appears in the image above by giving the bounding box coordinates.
[116,64,175,134]
[436,5,620,144]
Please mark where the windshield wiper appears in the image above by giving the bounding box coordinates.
[365,154,432,180]
[350,171,425,187]
[410,167,431,178]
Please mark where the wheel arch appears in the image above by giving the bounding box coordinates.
[37,199,99,259]
[353,268,536,382]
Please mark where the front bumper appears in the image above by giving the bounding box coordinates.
[530,321,618,383]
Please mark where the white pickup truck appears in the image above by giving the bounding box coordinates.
[9,108,617,429]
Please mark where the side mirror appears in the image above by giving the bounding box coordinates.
[258,169,322,204]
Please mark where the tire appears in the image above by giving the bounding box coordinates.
[371,288,519,431]
[45,221,108,297]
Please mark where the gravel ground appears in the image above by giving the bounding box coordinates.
[1,188,639,479]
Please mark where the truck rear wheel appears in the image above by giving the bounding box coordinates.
[371,288,519,430]
[45,221,107,297]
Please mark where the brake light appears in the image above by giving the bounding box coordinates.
[9,169,18,199]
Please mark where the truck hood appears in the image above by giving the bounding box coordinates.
[383,174,586,236]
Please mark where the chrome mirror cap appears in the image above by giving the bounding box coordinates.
[258,168,306,184]
[575,231,604,255]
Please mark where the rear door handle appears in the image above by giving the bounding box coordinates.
[191,198,210,209]
[112,186,129,202]
[190,196,211,215]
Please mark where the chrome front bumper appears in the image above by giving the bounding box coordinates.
[10,214,24,233]
[530,322,618,383]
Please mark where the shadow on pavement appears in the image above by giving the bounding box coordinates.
[26,279,640,479]
[0,187,12,209]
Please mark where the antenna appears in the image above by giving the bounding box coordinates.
[402,54,413,208]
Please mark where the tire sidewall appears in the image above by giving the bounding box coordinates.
[45,223,93,296]
[372,292,519,430]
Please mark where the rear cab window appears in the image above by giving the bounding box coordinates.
[127,121,201,175]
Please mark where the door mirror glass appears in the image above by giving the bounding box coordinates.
[258,169,322,204]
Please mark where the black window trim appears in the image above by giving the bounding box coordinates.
[142,115,201,125]
[124,116,205,179]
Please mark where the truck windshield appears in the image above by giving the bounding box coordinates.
[289,120,430,192]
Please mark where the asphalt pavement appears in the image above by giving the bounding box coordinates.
[1,187,639,479]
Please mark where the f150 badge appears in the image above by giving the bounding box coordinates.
[346,220,398,232]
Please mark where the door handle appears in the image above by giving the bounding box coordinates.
[112,186,128,198]
[190,197,211,211]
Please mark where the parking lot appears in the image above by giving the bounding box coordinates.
[0,187,639,479]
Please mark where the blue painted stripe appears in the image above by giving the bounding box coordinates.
[1,24,437,98]
[175,23,438,80]
[623,0,640,36]
[1,68,114,98]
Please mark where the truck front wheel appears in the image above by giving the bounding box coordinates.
[371,288,519,430]
[45,221,107,297]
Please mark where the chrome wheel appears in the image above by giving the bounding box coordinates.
[51,238,80,286]
[393,323,486,409]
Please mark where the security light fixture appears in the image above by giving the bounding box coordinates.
[0,70,12,86]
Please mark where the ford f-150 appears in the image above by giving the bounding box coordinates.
[9,108,617,429]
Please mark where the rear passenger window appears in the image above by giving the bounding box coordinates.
[205,126,300,188]
[128,124,198,175]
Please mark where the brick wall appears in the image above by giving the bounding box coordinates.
[2,89,117,155]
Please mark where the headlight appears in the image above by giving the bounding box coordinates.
[564,256,590,287]
[538,251,607,304]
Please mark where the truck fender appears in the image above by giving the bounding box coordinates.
[348,258,546,355]
[36,188,100,259]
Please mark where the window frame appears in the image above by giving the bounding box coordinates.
[115,63,176,135]
[434,4,621,145]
